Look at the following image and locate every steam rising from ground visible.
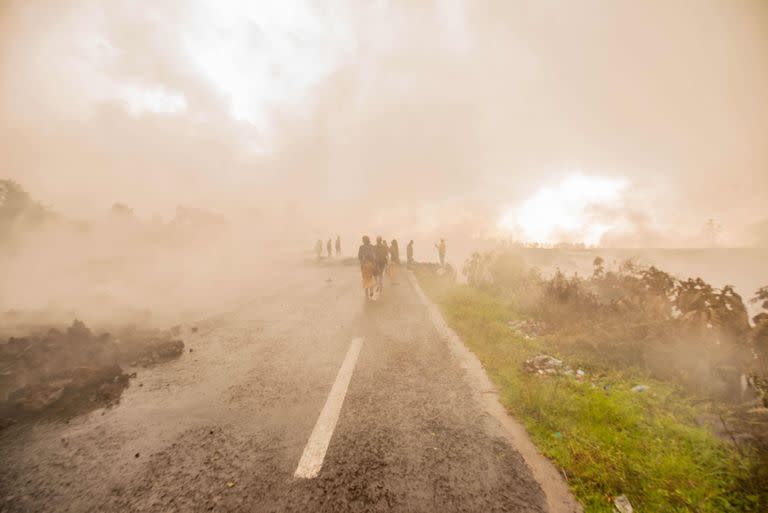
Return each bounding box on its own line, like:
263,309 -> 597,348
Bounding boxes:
0,207 -> 303,329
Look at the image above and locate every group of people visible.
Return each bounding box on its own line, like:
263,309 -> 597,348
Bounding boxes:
312,234 -> 447,300
357,237 -> 445,300
357,236 -> 408,299
315,235 -> 341,259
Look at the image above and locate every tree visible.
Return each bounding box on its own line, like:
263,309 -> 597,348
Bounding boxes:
592,256 -> 605,278
751,286 -> 768,314
0,180 -> 51,239
110,203 -> 134,217
751,288 -> 768,362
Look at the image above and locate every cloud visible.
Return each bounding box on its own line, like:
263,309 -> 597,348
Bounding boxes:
1,0 -> 767,245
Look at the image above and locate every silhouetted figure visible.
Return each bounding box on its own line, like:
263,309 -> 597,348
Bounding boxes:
389,239 -> 400,282
315,239 -> 323,260
407,240 -> 414,265
358,235 -> 377,299
374,236 -> 389,293
335,235 -> 341,256
327,238 -> 333,257
435,239 -> 446,267
390,239 -> 400,264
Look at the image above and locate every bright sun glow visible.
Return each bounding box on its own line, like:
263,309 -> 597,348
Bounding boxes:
180,0 -> 353,127
59,0 -> 351,124
500,173 -> 628,246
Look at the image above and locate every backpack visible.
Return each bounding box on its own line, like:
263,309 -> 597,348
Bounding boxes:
360,244 -> 376,263
376,244 -> 389,266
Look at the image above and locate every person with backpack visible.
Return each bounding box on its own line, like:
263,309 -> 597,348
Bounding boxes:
357,235 -> 377,299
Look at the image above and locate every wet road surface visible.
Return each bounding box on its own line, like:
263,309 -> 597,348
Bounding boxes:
0,262 -> 547,512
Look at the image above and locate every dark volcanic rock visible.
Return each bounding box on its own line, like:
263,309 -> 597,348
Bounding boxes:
0,320 -> 184,427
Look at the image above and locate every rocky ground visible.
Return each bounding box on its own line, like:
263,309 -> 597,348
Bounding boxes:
0,320 -> 184,428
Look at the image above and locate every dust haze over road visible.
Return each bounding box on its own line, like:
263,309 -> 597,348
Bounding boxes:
0,261 -> 552,513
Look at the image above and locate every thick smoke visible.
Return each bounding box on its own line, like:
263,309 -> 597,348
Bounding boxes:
1,0 -> 768,324
2,0 -> 767,240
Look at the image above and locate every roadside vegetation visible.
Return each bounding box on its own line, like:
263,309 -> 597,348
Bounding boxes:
414,252 -> 767,513
0,179 -> 56,244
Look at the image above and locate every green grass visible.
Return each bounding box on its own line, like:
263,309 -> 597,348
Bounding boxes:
414,270 -> 761,513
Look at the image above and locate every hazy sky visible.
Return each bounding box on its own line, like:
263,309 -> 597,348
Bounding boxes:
1,0 -> 767,246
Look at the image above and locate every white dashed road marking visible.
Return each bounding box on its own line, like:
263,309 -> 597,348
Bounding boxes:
294,337 -> 364,479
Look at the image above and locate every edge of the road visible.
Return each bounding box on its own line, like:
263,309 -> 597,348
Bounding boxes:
407,270 -> 584,513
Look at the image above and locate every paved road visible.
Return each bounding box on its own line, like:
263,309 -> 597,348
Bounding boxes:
0,261 -> 548,512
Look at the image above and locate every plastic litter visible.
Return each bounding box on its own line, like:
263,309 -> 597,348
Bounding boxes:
614,494 -> 633,513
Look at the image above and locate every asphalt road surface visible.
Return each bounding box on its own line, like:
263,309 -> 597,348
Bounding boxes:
0,260 -> 556,513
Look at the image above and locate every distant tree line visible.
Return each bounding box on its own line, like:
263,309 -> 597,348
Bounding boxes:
0,180 -> 55,242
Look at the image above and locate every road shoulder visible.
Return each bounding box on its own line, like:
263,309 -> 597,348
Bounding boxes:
407,270 -> 583,513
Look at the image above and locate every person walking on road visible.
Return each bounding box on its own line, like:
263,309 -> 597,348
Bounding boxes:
374,236 -> 389,294
327,238 -> 333,258
407,240 -> 414,266
435,239 -> 446,267
390,239 -> 400,264
389,239 -> 400,282
315,239 -> 323,260
335,235 -> 341,257
358,235 -> 377,299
